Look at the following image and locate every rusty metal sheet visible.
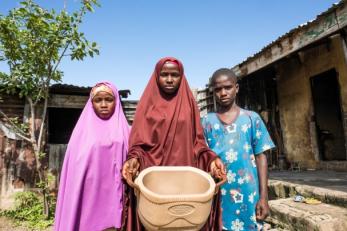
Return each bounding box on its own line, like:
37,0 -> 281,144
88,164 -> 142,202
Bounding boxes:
48,94 -> 88,108
233,2 -> 347,78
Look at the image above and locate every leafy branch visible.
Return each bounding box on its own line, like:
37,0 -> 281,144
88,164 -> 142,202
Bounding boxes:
0,0 -> 100,218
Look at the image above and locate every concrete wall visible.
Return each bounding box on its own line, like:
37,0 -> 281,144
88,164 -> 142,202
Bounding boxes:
276,34 -> 347,168
338,34 -> 347,152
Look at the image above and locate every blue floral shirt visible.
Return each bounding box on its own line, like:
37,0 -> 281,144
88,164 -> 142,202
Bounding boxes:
201,109 -> 275,231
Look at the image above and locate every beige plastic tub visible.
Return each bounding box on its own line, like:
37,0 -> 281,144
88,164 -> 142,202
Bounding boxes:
128,166 -> 225,231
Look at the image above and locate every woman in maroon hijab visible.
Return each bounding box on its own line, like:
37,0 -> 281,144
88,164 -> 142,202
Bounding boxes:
122,57 -> 225,230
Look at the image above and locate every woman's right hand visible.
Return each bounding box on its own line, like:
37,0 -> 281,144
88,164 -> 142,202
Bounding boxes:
122,158 -> 140,183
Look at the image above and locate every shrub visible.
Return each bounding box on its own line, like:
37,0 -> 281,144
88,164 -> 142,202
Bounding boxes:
0,191 -> 56,230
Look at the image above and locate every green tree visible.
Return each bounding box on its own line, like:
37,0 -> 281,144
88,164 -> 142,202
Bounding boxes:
0,0 -> 100,217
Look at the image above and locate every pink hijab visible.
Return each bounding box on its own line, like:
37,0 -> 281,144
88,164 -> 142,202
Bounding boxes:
54,82 -> 130,231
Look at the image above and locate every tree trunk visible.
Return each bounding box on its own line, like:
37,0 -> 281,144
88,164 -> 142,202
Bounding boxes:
40,169 -> 50,218
28,96 -> 51,218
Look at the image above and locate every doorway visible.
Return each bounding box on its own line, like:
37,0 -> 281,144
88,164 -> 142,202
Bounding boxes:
310,69 -> 346,160
48,108 -> 82,144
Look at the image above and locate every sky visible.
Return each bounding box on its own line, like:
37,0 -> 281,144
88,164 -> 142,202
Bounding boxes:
0,0 -> 339,99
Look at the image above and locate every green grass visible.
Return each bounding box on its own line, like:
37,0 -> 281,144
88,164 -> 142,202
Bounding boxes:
0,191 -> 55,230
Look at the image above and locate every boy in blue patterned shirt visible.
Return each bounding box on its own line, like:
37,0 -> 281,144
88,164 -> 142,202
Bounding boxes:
201,68 -> 275,231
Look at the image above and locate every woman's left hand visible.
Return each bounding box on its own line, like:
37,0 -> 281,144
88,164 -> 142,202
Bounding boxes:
210,158 -> 226,179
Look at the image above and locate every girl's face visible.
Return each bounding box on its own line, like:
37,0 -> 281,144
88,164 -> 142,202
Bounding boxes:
92,91 -> 116,119
158,62 -> 182,94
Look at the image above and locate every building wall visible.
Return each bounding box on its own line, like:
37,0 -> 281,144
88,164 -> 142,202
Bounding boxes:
191,88 -> 215,116
0,92 -> 138,202
0,95 -> 36,208
276,34 -> 347,168
337,34 -> 347,151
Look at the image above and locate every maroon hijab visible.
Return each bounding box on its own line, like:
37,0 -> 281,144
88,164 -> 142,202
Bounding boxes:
123,57 -> 222,231
128,57 -> 217,170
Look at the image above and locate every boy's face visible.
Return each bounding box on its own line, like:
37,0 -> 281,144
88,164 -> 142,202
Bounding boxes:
213,75 -> 239,107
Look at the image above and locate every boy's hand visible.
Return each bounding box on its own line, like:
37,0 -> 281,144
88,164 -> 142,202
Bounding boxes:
256,197 -> 269,220
210,158 -> 226,179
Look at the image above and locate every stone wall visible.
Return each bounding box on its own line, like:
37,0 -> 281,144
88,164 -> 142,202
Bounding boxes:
276,34 -> 347,168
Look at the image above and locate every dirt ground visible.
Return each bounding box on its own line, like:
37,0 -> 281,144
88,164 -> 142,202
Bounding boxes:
0,217 -> 52,231
0,216 -> 286,231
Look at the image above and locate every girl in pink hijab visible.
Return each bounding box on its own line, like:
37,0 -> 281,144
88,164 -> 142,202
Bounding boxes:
54,82 -> 130,231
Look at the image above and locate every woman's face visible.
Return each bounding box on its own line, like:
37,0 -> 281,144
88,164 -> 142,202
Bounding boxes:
158,62 -> 182,94
92,91 -> 116,119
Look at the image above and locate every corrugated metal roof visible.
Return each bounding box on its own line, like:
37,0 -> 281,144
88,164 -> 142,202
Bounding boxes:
233,0 -> 345,73
50,84 -> 131,98
50,84 -> 91,95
